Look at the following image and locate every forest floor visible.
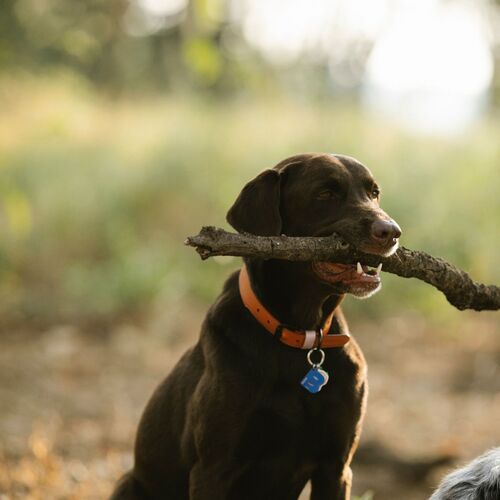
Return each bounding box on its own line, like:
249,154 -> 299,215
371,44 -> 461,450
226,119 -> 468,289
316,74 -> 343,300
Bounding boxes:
0,304 -> 498,500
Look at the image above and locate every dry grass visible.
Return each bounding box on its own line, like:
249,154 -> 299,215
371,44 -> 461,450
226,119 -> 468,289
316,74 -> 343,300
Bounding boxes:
1,303 -> 498,499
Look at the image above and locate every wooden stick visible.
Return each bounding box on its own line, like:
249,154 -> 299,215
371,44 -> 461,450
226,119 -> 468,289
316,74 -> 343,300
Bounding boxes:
185,226 -> 500,312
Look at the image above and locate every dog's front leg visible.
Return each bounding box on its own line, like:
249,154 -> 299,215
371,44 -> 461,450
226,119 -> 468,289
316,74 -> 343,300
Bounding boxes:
190,459 -> 302,500
310,464 -> 352,500
188,460 -> 238,500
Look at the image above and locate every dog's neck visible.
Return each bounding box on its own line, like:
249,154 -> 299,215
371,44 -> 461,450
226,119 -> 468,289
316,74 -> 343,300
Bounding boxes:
245,259 -> 344,331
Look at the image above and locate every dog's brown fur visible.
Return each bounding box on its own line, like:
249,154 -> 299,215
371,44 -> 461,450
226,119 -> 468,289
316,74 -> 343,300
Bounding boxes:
110,153 -> 401,500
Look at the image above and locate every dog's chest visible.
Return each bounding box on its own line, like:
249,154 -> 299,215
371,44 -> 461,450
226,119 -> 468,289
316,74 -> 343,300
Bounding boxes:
234,385 -> 359,462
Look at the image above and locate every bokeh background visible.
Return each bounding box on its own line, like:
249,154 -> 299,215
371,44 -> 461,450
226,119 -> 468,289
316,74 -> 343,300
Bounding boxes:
0,0 -> 499,498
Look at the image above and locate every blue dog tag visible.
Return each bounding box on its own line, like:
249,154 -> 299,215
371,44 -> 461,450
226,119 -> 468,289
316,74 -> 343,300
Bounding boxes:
301,367 -> 329,394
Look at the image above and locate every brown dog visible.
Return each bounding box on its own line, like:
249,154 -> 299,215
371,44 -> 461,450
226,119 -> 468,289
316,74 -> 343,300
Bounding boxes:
110,153 -> 401,500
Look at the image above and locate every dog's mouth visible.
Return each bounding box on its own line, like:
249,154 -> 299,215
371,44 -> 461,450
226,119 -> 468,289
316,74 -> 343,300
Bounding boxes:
312,261 -> 382,298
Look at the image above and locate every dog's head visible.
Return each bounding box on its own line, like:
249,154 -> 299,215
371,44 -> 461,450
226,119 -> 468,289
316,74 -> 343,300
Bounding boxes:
227,153 -> 401,299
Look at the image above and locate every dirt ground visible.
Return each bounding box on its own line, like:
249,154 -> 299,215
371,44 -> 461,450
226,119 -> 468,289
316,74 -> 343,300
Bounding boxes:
0,302 -> 498,500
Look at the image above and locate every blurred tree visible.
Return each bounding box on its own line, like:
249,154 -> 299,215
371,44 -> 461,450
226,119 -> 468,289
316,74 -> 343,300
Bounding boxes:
0,0 -> 236,92
0,0 -> 498,100
0,0 -> 129,87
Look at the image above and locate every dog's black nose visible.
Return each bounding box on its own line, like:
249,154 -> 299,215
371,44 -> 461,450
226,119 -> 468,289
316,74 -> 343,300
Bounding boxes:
370,219 -> 402,245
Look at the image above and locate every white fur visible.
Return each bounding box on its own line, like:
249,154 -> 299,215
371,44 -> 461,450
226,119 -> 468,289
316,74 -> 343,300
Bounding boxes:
351,282 -> 382,299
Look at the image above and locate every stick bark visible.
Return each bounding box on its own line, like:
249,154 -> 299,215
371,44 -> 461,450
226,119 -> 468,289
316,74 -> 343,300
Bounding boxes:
185,226 -> 500,312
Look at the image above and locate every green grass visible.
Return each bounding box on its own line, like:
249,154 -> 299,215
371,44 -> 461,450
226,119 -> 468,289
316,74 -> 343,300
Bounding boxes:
0,77 -> 498,330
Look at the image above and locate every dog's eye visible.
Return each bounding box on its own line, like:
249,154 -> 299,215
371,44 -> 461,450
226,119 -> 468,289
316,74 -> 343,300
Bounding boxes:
317,190 -> 335,200
371,187 -> 380,199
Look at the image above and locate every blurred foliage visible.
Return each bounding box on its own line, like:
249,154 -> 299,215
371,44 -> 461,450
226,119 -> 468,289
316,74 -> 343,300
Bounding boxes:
0,77 -> 498,331
0,0 -> 242,93
2,0 -> 498,102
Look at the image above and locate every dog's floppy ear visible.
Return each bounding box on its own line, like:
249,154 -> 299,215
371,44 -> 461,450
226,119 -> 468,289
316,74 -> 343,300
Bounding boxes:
226,169 -> 281,236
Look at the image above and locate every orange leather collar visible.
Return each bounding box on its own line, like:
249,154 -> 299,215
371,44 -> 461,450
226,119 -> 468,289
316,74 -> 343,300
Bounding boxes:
238,265 -> 351,349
